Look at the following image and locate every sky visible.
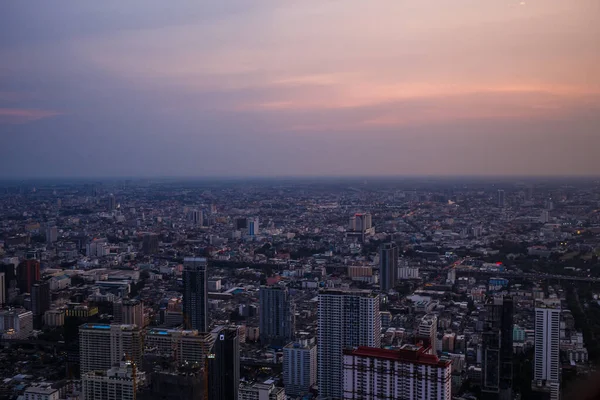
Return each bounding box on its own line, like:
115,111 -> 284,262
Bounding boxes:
1,0 -> 599,178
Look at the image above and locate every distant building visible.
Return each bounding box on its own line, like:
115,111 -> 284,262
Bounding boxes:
188,209 -> 203,226
45,225 -> 58,243
23,385 -> 59,400
379,242 -> 399,291
418,314 -> 438,354
142,233 -> 159,255
107,193 -> 116,211
208,326 -> 239,400
248,217 -> 259,236
347,212 -> 374,242
533,300 -> 561,400
17,259 -> 40,294
79,323 -> 143,374
31,281 -> 51,328
343,345 -> 452,400
0,272 -> 4,306
145,328 -> 214,365
259,285 -> 295,346
318,289 -> 381,399
283,338 -> 317,397
182,257 -> 208,332
44,309 -> 65,327
239,380 -> 286,400
82,360 -> 147,400
114,299 -> 145,327
0,308 -> 33,340
235,217 -> 248,231
497,190 -> 506,208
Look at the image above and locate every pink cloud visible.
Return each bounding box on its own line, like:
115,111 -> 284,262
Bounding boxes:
0,108 -> 63,124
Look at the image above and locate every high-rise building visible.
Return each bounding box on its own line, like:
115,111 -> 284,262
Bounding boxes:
259,285 -> 294,346
17,260 -> 40,294
379,243 -> 398,291
145,328 -> 215,365
108,193 -> 116,211
235,217 -> 248,231
79,323 -> 143,374
188,209 -> 203,226
417,314 -> 438,354
142,233 -> 159,255
342,344 -> 452,400
0,272 -> 4,307
208,326 -> 240,400
481,296 -> 514,400
534,300 -> 561,400
45,225 -> 58,243
283,338 -> 317,398
540,210 -> 549,224
82,360 -> 147,400
248,217 -> 259,236
318,289 -> 381,399
497,190 -> 506,208
347,213 -> 374,242
114,299 -> 145,327
182,257 -> 208,332
31,281 -> 51,328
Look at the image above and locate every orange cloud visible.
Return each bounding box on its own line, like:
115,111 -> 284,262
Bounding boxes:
0,108 -> 63,124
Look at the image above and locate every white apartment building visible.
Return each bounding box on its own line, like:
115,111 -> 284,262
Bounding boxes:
534,300 -> 561,400
418,314 -> 438,354
318,289 -> 381,400
24,385 -> 59,400
79,323 -> 143,374
343,345 -> 452,400
239,380 -> 286,400
283,338 -> 317,397
145,328 -> 215,364
82,361 -> 146,400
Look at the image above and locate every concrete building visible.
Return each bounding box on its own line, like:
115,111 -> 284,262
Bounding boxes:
318,289 -> 381,399
379,242 -> 398,291
418,314 -> 438,354
0,272 -> 4,306
534,300 -> 561,400
24,385 -> 60,400
17,259 -> 40,294
31,281 -> 51,328
0,308 -> 33,340
248,217 -> 259,236
283,338 -> 317,397
114,299 -> 145,327
79,323 -> 143,374
239,380 -> 286,400
259,285 -> 294,346
44,309 -> 65,327
45,225 -> 58,243
208,326 -> 239,400
82,361 -> 147,400
342,345 -> 452,400
182,257 -> 208,332
145,328 -> 214,365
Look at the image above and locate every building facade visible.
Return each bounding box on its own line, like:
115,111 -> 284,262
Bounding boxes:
208,326 -> 239,400
79,323 -> 143,374
182,257 -> 208,332
534,300 -> 561,400
283,338 -> 317,397
259,285 -> 294,346
82,361 -> 147,400
342,345 -> 452,400
145,328 -> 214,365
379,242 -> 398,291
318,289 -> 381,399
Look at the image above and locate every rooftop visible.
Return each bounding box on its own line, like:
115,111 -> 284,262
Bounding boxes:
344,345 -> 451,368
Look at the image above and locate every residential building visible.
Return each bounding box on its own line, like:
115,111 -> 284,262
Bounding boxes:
0,308 -> 33,340
239,380 -> 286,400
418,314 -> 438,354
259,285 -> 294,346
534,300 -> 561,400
24,385 -> 59,400
145,328 -> 214,365
79,323 -> 143,374
283,338 -> 317,397
318,289 -> 381,399
82,361 -> 147,400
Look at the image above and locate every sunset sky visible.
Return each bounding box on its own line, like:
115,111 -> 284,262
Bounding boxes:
1,0 -> 599,177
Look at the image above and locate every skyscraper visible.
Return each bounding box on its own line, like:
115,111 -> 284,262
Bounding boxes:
79,323 -> 143,374
259,285 -> 294,346
182,257 -> 208,332
343,345 -> 452,400
142,233 -> 159,255
379,242 -> 398,291
534,300 -> 561,400
114,299 -> 145,327
31,281 -> 51,328
45,225 -> 58,243
497,190 -> 506,208
283,338 -> 317,398
481,296 -> 514,400
82,360 -> 147,400
107,193 -> 116,211
208,326 -> 240,400
247,217 -> 259,236
17,260 -> 40,294
318,289 -> 381,399
0,273 -> 4,307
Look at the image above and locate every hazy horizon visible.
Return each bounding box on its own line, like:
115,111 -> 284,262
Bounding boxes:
1,1 -> 599,178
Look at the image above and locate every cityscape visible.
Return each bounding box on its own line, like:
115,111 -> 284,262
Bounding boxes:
0,177 -> 599,399
2,1 -> 600,399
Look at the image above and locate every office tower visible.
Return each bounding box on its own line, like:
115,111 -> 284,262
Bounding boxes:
540,210 -> 549,224
283,338 -> 317,397
182,257 -> 208,332
142,233 -> 159,255
534,300 -> 561,400
0,308 -> 33,340
79,323 -> 143,374
17,259 -> 40,294
481,296 -> 514,400
82,360 -> 147,400
31,281 -> 51,328
248,217 -> 259,236
348,213 -> 372,232
0,273 -> 4,306
45,225 -> 58,243
108,193 -> 116,211
0,264 -> 16,302
497,190 -> 506,208
145,328 -> 215,365
418,314 -> 438,354
259,285 -> 295,346
114,299 -> 145,327
379,242 -> 399,291
318,289 -> 381,399
208,326 -> 240,400
236,217 -> 248,231
189,209 -> 203,226
343,344 -> 452,400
